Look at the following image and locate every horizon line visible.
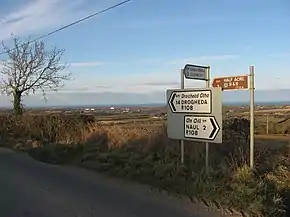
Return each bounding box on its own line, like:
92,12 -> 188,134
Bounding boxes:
1,100 -> 290,109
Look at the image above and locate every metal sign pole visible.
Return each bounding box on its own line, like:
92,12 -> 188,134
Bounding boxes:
249,66 -> 255,168
205,66 -> 210,173
180,69 -> 185,164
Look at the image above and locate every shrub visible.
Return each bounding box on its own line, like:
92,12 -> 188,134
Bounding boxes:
0,114 -> 288,216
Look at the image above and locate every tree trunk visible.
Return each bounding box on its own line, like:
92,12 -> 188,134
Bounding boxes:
13,91 -> 23,115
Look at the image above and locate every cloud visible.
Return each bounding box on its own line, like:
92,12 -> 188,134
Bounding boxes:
61,85 -> 110,92
121,18 -> 182,29
2,89 -> 290,108
69,61 -> 106,67
67,54 -> 238,68
0,91 -> 166,107
120,55 -> 238,66
1,53 -> 239,96
69,59 -> 162,67
131,81 -> 180,86
119,17 -> 223,29
271,53 -> 290,58
61,70 -> 181,94
0,0 -> 86,41
167,55 -> 239,65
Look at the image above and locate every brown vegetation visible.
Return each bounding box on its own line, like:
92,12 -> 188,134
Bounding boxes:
0,114 -> 290,216
236,114 -> 290,135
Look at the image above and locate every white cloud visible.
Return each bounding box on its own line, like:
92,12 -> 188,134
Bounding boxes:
68,55 -> 238,68
271,53 -> 290,58
69,61 -> 106,67
119,16 -> 225,29
0,0 -> 86,41
63,69 -> 206,94
120,55 -> 238,66
167,55 -> 239,65
1,53 -> 239,96
60,54 -> 240,93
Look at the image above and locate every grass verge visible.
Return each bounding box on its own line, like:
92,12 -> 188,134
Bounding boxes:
0,114 -> 289,216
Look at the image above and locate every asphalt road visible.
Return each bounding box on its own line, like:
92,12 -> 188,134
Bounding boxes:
0,148 -> 221,217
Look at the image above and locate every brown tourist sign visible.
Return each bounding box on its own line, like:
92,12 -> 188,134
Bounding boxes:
212,75 -> 249,90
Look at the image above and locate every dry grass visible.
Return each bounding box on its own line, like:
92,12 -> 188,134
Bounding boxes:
0,114 -> 290,216
242,114 -> 290,135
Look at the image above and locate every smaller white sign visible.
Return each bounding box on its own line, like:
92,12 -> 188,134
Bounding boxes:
183,64 -> 208,80
169,90 -> 211,114
184,116 -> 220,140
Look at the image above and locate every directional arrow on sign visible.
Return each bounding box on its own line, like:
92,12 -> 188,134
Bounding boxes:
168,89 -> 212,114
167,88 -> 222,143
184,116 -> 220,140
208,117 -> 219,139
169,93 -> 177,112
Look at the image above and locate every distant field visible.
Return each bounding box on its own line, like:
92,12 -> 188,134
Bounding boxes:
97,114 -> 290,150
255,135 -> 289,150
255,134 -> 290,140
96,115 -> 152,121
98,118 -> 164,126
1,107 -> 290,150
243,108 -> 290,114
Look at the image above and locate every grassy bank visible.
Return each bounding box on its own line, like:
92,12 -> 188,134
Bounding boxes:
0,114 -> 289,216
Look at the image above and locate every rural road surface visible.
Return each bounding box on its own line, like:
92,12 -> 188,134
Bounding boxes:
0,148 -> 222,217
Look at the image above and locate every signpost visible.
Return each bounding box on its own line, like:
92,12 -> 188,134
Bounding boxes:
249,66 -> 255,169
212,68 -> 255,169
184,116 -> 220,141
212,75 -> 248,90
181,64 -> 210,168
167,87 -> 223,145
172,65 -> 256,170
174,64 -> 220,173
168,89 -> 212,114
183,64 -> 208,80
179,65 -> 210,165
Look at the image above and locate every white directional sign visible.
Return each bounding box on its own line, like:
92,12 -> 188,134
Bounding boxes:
168,89 -> 212,114
184,116 -> 220,141
183,64 -> 208,80
167,87 -> 222,143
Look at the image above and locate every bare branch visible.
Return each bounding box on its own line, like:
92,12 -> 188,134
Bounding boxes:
0,36 -> 71,114
1,36 -> 70,93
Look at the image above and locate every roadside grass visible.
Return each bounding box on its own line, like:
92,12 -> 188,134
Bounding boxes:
0,114 -> 289,216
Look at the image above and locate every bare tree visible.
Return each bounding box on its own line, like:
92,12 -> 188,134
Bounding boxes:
0,36 -> 71,115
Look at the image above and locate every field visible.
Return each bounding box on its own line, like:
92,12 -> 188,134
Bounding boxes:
99,115 -> 290,150
1,105 -> 290,217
